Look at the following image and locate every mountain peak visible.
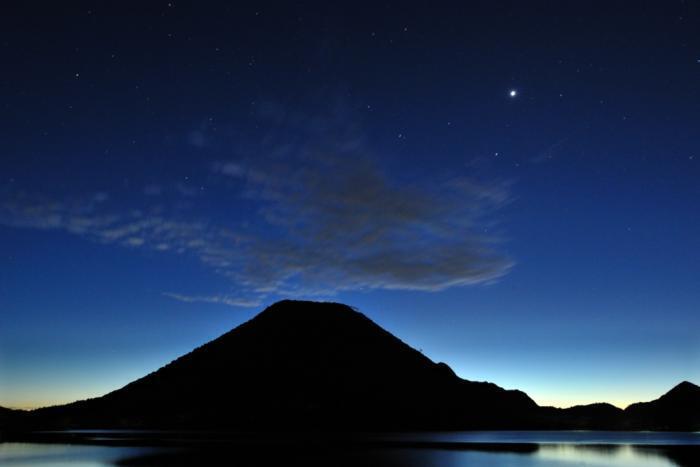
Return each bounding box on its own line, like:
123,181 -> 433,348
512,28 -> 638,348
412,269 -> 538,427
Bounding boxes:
664,381 -> 700,399
239,300 -> 403,352
672,381 -> 699,391
622,381 -> 700,430
254,299 -> 364,322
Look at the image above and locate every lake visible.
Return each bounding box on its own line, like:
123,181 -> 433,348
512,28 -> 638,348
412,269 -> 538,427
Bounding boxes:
2,431 -> 699,466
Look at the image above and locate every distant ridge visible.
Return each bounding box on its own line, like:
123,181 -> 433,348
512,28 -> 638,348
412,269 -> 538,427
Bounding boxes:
3,300 -> 699,432
625,381 -> 700,430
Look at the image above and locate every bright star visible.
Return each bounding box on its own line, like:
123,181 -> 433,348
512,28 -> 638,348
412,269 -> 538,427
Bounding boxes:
509,89 -> 518,98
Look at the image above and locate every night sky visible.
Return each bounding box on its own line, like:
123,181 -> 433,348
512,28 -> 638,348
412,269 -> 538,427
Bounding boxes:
1,2 -> 699,410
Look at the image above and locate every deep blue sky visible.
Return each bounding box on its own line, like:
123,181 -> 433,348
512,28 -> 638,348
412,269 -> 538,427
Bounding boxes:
1,2 -> 699,409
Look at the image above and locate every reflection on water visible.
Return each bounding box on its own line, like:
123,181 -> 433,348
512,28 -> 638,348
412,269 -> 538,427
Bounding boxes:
116,444 -> 699,467
0,442 -> 154,467
1,431 -> 699,467
378,430 -> 700,445
537,444 -> 676,466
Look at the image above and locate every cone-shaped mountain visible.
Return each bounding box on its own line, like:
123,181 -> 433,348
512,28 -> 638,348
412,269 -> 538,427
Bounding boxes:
10,300 -> 700,432
30,300 -> 536,429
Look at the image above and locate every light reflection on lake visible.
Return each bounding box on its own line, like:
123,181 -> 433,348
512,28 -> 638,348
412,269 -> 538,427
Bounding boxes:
1,431 -> 698,466
537,444 -> 676,466
378,430 -> 700,445
0,442 -> 154,467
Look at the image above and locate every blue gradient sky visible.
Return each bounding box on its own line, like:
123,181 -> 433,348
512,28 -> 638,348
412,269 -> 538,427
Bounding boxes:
1,2 -> 699,409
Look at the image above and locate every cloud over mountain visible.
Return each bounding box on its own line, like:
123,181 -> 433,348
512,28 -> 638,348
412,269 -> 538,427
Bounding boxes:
0,107 -> 513,304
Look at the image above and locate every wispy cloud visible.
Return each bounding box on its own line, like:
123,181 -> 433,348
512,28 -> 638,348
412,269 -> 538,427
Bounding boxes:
0,105 -> 514,305
213,104 -> 514,293
162,292 -> 261,308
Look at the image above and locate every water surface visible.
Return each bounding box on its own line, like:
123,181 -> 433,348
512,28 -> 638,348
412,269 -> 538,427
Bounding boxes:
2,431 -> 698,466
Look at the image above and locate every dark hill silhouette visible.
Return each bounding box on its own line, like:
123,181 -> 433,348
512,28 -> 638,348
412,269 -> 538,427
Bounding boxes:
539,402 -> 625,430
624,381 -> 700,430
27,300 -> 537,430
0,406 -> 21,425
4,300 -> 699,432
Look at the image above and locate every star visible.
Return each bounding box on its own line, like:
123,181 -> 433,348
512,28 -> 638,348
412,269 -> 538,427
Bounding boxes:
509,89 -> 518,98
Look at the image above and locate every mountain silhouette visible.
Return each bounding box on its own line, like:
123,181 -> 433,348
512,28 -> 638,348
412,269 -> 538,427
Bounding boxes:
624,381 -> 700,431
539,402 -> 625,430
4,300 -> 700,432
0,407 -> 20,427
26,300 -> 537,430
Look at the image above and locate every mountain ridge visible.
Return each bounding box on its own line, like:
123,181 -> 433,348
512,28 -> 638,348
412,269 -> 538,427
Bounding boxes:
3,300 -> 699,432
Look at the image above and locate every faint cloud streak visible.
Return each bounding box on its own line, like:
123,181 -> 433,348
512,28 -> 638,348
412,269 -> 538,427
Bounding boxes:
162,292 -> 261,308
